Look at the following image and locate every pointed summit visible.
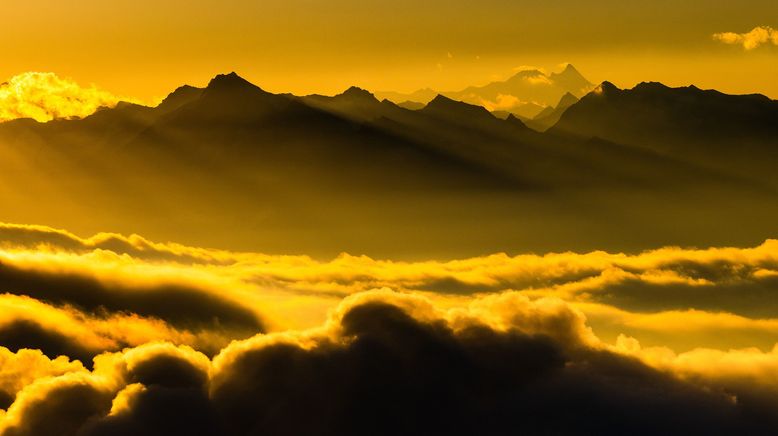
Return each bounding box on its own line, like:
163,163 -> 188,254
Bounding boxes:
556,92 -> 579,110
180,72 -> 291,120
550,64 -> 593,96
561,63 -> 580,75
505,113 -> 529,129
426,94 -> 456,106
554,64 -> 584,79
205,72 -> 264,94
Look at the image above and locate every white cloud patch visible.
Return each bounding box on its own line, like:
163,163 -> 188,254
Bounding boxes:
713,26 -> 778,50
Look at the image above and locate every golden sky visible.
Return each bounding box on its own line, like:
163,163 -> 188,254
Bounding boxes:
2,3 -> 778,433
2,0 -> 777,101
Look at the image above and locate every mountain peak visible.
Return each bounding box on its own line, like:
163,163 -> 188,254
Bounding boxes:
428,94 -> 455,105
595,81 -> 620,95
423,94 -> 494,119
157,85 -> 204,113
555,64 -> 585,80
561,63 -> 580,75
505,113 -> 528,128
340,86 -> 376,100
550,64 -> 593,94
508,69 -> 545,82
556,92 -> 579,109
633,81 -> 670,92
205,72 -> 262,92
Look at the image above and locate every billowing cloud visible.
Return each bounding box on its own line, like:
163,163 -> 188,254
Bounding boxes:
0,348 -> 85,408
713,26 -> 778,50
1,292 -> 777,435
0,73 -> 138,123
2,222 -> 778,433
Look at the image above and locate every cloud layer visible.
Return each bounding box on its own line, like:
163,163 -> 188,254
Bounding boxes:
714,26 -> 778,50
1,222 -> 778,433
2,292 -> 778,435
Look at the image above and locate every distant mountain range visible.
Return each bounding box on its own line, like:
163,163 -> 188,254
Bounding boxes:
376,64 -> 593,119
552,81 -> 778,182
0,72 -> 775,257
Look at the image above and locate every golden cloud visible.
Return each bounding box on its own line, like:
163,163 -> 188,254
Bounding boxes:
1,222 -> 778,433
0,73 -> 138,123
3,222 -> 778,347
713,26 -> 778,50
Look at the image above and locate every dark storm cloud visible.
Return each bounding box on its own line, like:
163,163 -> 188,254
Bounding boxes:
80,385 -> 218,436
3,296 -> 777,436
2,379 -> 113,436
80,352 -> 217,436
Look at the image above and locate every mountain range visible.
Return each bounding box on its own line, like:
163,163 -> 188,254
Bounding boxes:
0,72 -> 775,257
376,64 -> 593,119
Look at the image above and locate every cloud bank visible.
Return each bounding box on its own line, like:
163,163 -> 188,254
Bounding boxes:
0,73 -> 135,123
1,222 -> 778,433
713,26 -> 778,50
2,292 -> 778,435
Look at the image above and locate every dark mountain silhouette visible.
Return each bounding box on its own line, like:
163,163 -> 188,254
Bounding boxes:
421,95 -> 497,124
552,81 -> 778,185
156,85 -> 204,114
126,74 -> 520,193
0,72 -> 775,257
302,86 -> 401,122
